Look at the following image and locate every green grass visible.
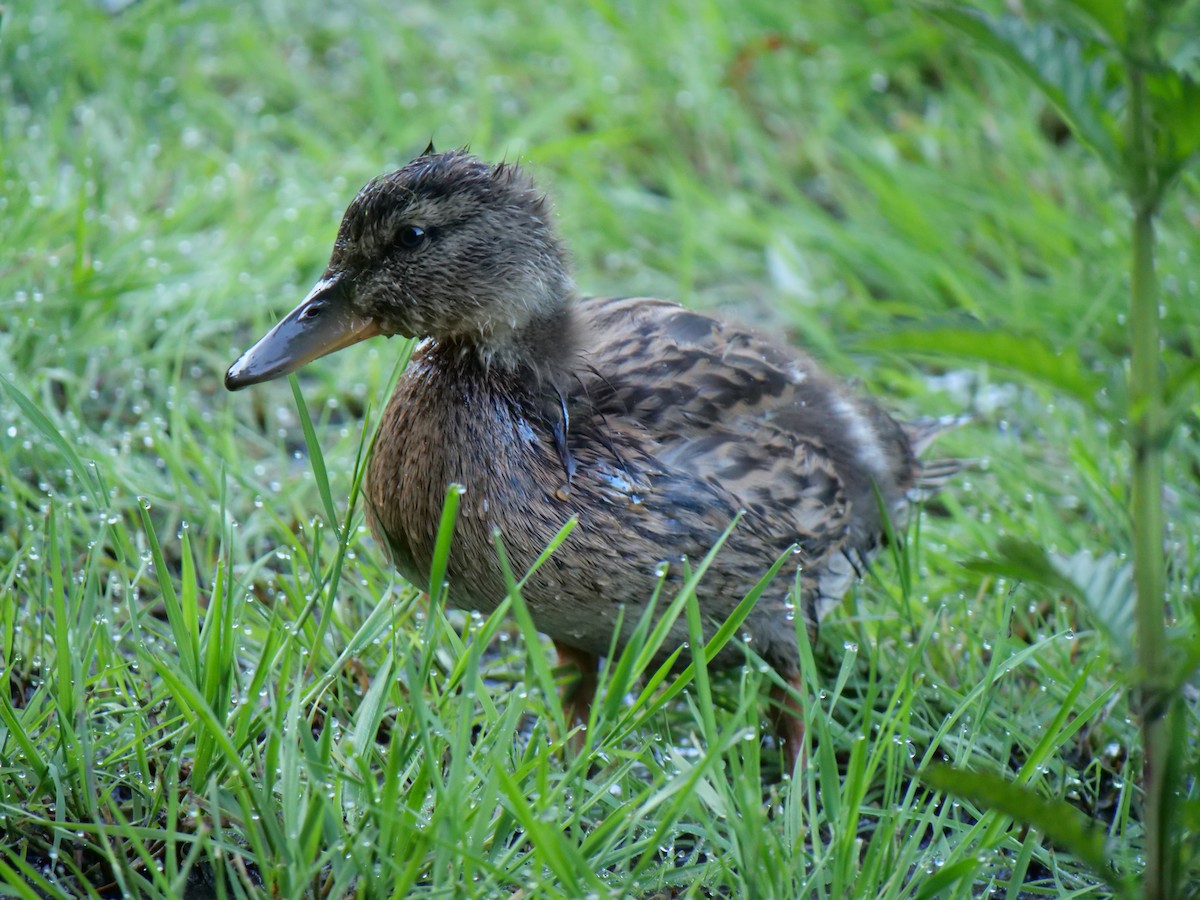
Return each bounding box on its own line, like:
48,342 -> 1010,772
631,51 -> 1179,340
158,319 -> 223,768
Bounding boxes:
1,0 -> 1198,896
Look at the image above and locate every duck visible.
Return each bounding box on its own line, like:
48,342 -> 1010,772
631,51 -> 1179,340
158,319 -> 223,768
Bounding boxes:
225,148 -> 956,772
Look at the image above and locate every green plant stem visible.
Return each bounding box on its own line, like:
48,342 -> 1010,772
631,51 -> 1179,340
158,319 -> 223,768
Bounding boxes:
1126,12 -> 1170,897
1131,202 -> 1169,900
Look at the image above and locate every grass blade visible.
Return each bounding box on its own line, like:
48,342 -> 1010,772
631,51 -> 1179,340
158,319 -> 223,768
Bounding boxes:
289,373 -> 339,534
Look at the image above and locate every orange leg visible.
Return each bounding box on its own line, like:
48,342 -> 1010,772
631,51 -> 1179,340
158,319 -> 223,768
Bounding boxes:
769,673 -> 806,775
554,641 -> 598,751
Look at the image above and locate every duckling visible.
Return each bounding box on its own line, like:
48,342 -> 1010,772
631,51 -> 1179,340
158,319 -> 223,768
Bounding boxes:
226,149 -> 955,772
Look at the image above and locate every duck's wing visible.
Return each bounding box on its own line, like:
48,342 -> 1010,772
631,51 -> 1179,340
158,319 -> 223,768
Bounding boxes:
574,295 -> 911,619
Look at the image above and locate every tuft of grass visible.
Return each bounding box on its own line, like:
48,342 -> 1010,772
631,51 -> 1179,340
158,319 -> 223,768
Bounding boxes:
1,0 -> 1197,896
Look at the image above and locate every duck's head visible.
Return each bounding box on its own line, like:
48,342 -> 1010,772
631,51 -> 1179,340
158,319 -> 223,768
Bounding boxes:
225,149 -> 573,390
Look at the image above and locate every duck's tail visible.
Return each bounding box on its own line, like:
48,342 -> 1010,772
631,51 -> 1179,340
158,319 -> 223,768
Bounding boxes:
903,414 -> 968,454
903,414 -> 970,495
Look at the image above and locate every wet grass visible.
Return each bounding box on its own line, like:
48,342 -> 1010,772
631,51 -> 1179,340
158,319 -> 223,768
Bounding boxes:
1,0 -> 1198,896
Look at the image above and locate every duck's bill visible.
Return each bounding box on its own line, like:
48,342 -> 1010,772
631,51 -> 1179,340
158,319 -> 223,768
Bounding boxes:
225,275 -> 381,391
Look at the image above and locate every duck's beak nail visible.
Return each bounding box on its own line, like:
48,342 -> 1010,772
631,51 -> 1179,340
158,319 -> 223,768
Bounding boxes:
224,275 -> 381,391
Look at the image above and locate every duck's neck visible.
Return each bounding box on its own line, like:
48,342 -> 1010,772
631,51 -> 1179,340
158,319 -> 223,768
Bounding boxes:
451,300 -> 580,387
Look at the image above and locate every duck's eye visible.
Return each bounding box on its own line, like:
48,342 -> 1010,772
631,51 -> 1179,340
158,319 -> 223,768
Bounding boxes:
397,225 -> 427,249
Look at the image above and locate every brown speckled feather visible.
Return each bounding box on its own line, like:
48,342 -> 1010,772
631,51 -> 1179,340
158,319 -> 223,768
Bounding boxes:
361,291 -> 937,675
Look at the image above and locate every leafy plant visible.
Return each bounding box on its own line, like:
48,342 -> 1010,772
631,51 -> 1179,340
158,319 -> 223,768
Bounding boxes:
923,2 -> 1200,896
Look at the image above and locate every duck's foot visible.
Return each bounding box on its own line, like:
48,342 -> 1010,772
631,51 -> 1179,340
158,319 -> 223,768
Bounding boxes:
554,641 -> 598,752
769,673 -> 806,776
